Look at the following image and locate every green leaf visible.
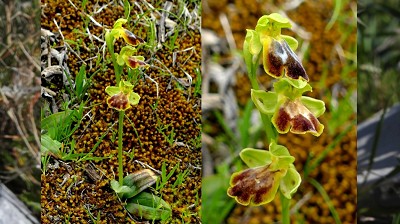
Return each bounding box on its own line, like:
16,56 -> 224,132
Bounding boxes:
239,148 -> 272,168
75,65 -> 86,99
111,179 -> 137,199
41,110 -> 76,139
122,170 -> 158,199
126,192 -> 172,220
41,134 -> 62,156
243,37 -> 254,77
279,164 -> 301,199
251,89 -> 278,115
300,96 -> 326,117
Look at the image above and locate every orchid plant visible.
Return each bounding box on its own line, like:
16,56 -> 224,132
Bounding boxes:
105,18 -> 147,185
104,18 -> 171,221
227,13 -> 326,223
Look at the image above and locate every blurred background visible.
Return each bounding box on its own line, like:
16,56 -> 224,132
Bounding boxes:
357,0 -> 400,223
202,0 -> 357,223
0,0 -> 41,221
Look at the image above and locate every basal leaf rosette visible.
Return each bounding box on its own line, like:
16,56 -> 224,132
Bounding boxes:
227,142 -> 301,206
116,46 -> 149,69
251,78 -> 325,136
106,18 -> 144,46
243,13 -> 309,82
105,80 -> 140,111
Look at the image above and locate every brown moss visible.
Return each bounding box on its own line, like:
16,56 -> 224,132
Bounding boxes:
42,0 -> 201,223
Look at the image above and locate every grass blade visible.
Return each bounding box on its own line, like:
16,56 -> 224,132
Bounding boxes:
309,178 -> 342,224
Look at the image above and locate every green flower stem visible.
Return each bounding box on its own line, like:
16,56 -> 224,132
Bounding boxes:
106,33 -> 122,84
280,191 -> 290,224
118,110 -> 125,185
247,55 -> 278,144
248,52 -> 286,222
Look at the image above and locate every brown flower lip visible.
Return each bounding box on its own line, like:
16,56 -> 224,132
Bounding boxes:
107,92 -> 130,111
264,38 -> 309,81
126,57 -> 148,69
273,99 -> 323,136
123,30 -> 145,46
227,165 -> 285,206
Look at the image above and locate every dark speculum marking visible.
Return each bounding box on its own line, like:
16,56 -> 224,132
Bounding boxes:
266,39 -> 309,81
292,114 -> 315,133
281,41 -> 309,81
107,93 -> 129,110
266,40 -> 285,78
127,57 -> 147,69
275,108 -> 290,132
228,166 -> 274,205
124,30 -> 144,46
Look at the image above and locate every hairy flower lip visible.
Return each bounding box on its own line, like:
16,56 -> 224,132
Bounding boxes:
122,29 -> 144,46
264,37 -> 309,81
126,56 -> 148,69
227,165 -> 285,206
273,98 -> 324,136
107,92 -> 131,111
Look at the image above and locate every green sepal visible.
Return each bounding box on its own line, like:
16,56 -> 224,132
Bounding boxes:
109,28 -> 123,41
269,141 -> 290,157
113,18 -> 127,29
251,89 -> 278,115
269,142 -> 295,171
300,96 -> 326,117
239,148 -> 272,168
120,45 -> 137,56
115,53 -> 125,66
105,86 -> 120,96
245,29 -> 262,56
279,164 -> 301,199
266,13 -> 291,28
255,13 -> 292,38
